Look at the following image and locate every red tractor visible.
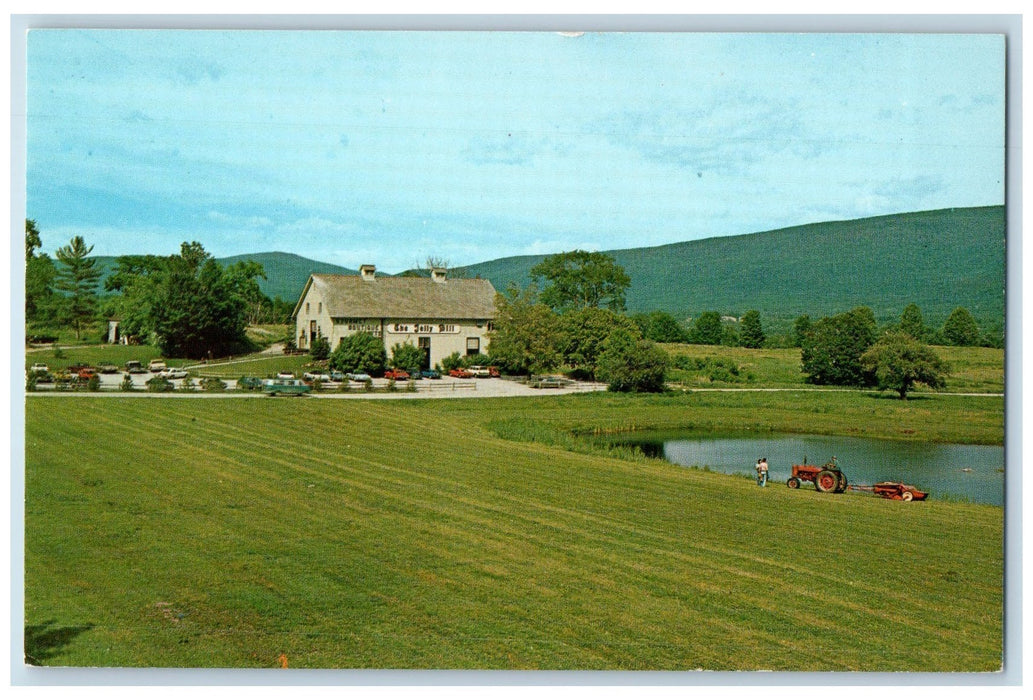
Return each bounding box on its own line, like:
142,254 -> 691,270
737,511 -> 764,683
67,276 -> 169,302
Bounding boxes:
786,458 -> 848,493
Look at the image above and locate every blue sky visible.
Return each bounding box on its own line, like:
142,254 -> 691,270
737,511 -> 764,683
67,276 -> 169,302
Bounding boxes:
26,30 -> 1005,273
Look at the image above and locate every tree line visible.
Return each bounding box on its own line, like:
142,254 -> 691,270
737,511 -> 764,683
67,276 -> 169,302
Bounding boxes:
25,220 -> 294,358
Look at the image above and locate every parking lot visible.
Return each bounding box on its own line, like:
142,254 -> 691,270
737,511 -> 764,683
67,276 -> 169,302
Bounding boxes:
28,371 -> 608,399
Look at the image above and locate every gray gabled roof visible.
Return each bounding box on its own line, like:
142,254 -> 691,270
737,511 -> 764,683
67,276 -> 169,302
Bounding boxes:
296,274 -> 496,320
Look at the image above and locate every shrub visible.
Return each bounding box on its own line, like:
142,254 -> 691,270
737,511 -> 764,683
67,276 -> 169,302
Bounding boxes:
386,378 -> 397,392
200,377 -> 227,392
462,352 -> 492,368
391,342 -> 425,370
337,381 -> 351,393
145,375 -> 173,392
310,335 -> 331,361
26,373 -> 38,392
669,355 -> 751,383
119,374 -> 135,392
363,378 -> 374,393
310,378 -> 323,392
440,352 -> 464,373
86,375 -> 101,392
596,329 -> 669,393
329,332 -> 386,376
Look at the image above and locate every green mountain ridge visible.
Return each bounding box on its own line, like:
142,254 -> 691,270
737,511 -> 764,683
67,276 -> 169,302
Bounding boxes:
459,206 -> 1005,329
88,206 -> 1004,331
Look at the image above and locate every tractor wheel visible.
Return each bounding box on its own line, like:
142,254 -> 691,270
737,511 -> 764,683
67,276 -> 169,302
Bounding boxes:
901,491 -> 914,502
787,477 -> 801,489
815,470 -> 838,493
835,472 -> 849,493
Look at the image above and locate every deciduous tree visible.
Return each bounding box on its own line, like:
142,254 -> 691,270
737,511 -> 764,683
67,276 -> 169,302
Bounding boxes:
739,310 -> 765,349
595,328 -> 669,393
942,307 -> 981,346
529,250 -> 631,312
25,219 -> 56,325
900,303 -> 926,340
861,331 -> 949,399
559,307 -> 640,379
487,285 -> 561,375
689,311 -> 723,345
800,306 -> 878,386
791,314 -> 812,348
631,311 -> 689,343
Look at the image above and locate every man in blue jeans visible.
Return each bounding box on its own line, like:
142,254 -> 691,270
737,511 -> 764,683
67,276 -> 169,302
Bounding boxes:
755,457 -> 768,487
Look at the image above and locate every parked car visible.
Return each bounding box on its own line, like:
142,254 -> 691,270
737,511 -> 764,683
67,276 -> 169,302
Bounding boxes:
262,378 -> 312,396
237,376 -> 264,391
148,359 -> 168,372
467,365 -> 491,378
448,368 -> 473,378
98,363 -> 119,374
303,371 -> 331,382
125,360 -> 147,374
159,368 -> 189,379
27,363 -> 52,381
384,368 -> 409,380
488,366 -> 501,378
76,367 -> 98,380
346,372 -> 372,382
329,370 -> 346,382
420,369 -> 442,379
277,371 -> 296,379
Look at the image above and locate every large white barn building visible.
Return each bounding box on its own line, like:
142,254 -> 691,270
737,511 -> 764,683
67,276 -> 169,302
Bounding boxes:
292,265 -> 497,369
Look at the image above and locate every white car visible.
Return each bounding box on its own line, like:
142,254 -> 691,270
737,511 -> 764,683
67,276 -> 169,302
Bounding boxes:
303,371 -> 331,382
30,363 -> 49,373
277,371 -> 296,379
467,365 -> 491,378
148,359 -> 168,372
159,368 -> 189,379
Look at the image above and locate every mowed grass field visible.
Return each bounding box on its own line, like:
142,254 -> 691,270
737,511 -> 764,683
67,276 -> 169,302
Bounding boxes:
25,394 -> 1003,670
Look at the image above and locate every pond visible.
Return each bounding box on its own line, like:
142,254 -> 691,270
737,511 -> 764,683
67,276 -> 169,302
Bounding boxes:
609,432 -> 1005,506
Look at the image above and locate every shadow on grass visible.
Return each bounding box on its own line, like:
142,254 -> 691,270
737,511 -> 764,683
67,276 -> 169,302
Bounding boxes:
24,620 -> 94,665
864,392 -> 935,402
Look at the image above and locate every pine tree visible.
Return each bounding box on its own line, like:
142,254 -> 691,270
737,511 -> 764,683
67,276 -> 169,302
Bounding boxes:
54,235 -> 101,339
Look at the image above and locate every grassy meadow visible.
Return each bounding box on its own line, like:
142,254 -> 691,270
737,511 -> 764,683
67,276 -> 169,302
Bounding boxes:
24,389 -> 1004,670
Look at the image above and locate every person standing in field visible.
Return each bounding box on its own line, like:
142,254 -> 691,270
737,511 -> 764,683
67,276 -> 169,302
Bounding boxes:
756,458 -> 768,487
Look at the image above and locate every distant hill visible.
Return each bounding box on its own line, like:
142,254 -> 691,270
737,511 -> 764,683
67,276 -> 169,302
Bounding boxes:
458,206 -> 1005,329
87,207 -> 1004,332
216,252 -> 357,302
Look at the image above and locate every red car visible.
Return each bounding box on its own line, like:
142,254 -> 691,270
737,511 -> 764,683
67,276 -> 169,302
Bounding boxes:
384,368 -> 410,380
448,368 -> 473,378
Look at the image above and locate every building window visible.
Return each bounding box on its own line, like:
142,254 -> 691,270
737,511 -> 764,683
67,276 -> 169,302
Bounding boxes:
486,321 -> 495,332
306,302 -> 310,313
318,302 -> 322,314
466,337 -> 480,356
